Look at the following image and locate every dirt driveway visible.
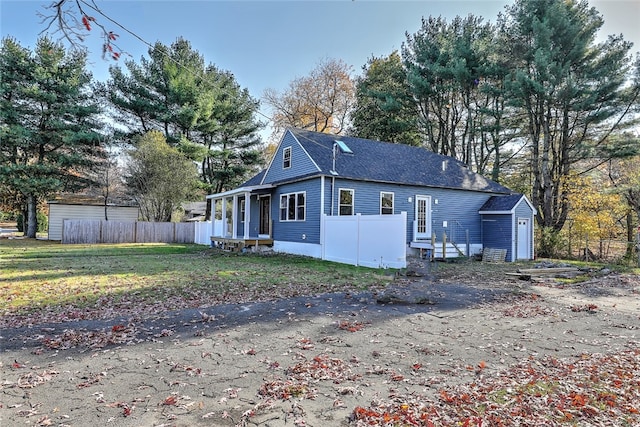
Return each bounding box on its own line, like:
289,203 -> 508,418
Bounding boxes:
1,260 -> 639,426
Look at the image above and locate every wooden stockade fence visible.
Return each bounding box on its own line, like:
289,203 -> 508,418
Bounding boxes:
62,220 -> 195,244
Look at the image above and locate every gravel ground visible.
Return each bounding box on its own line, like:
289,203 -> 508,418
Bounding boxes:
1,258 -> 639,426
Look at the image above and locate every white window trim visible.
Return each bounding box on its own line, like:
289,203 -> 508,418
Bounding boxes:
283,146 -> 292,169
240,199 -> 245,222
338,188 -> 354,216
380,191 -> 394,215
279,191 -> 306,222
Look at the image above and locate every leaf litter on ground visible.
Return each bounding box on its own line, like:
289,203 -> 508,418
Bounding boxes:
3,241 -> 640,426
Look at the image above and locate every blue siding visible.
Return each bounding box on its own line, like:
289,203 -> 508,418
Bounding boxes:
515,199 -> 532,219
263,132 -> 320,184
244,195 -> 261,237
481,213 -> 512,258
427,187 -> 488,245
321,178 -> 492,245
230,195 -> 263,238
272,178 -> 322,244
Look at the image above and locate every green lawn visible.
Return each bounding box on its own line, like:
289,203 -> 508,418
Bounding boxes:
0,239 -> 392,318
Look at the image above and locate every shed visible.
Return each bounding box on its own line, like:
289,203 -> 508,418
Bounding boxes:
479,194 -> 537,261
47,197 -> 139,241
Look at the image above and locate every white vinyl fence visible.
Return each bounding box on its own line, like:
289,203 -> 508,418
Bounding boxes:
194,221 -> 212,245
322,212 -> 407,269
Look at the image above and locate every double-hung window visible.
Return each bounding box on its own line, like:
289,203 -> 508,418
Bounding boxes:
283,147 -> 291,169
280,191 -> 305,221
339,188 -> 354,216
380,192 -> 394,215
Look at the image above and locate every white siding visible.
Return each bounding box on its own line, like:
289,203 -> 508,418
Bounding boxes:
48,204 -> 139,241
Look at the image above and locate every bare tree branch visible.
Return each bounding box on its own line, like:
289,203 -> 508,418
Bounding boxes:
38,0 -> 126,60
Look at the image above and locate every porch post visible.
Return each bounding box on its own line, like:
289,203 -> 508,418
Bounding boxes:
221,197 -> 228,238
210,198 -> 216,237
232,195 -> 238,239
243,192 -> 250,239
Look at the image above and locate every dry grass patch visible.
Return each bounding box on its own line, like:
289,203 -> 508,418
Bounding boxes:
0,239 -> 391,327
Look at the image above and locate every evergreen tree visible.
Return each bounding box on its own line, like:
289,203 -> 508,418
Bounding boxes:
402,14 -> 510,172
103,38 -> 263,199
0,37 -> 103,237
500,0 -> 640,255
351,51 -> 420,145
197,66 -> 262,194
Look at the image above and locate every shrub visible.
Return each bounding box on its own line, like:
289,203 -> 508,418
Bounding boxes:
16,211 -> 48,233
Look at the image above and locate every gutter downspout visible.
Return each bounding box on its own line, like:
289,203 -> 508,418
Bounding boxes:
330,176 -> 335,216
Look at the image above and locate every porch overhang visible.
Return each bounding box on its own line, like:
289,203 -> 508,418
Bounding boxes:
206,184 -> 273,200
207,184 -> 273,241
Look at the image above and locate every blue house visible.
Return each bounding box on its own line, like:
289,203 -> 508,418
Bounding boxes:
206,128 -> 535,267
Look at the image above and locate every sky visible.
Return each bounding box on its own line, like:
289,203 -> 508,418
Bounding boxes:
2,0 -> 639,132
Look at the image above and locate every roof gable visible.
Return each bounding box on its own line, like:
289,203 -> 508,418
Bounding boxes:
261,130 -> 321,184
287,128 -> 512,193
479,194 -> 536,213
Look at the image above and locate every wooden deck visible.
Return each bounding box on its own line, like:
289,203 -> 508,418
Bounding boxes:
210,237 -> 274,252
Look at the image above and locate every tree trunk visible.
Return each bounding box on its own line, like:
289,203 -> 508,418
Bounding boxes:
25,193 -> 38,238
625,211 -> 635,260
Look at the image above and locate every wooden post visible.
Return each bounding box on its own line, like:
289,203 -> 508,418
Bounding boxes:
431,232 -> 436,261
442,231 -> 447,260
466,229 -> 470,258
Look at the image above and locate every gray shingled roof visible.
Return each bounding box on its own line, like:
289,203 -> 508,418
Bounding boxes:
241,169 -> 266,187
241,129 -> 513,194
290,129 -> 512,194
479,194 -> 525,212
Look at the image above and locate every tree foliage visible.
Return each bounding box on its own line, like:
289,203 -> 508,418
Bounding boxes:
103,38 -> 264,195
402,14 -> 522,176
124,131 -> 199,222
500,0 -> 640,251
0,36 -> 104,237
563,173 -> 626,258
350,51 -> 420,145
263,58 -> 355,136
351,14 -> 522,180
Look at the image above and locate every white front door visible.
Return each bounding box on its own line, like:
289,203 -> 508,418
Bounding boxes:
414,195 -> 432,240
517,218 -> 530,259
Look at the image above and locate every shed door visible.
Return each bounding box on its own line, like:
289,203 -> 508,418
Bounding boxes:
414,195 -> 432,240
517,218 -> 530,259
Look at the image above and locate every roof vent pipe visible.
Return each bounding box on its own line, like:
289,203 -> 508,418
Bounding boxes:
442,160 -> 446,172
330,143 -> 338,175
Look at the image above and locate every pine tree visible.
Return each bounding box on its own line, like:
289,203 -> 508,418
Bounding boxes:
0,37 -> 103,237
500,0 -> 640,255
351,52 -> 420,145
